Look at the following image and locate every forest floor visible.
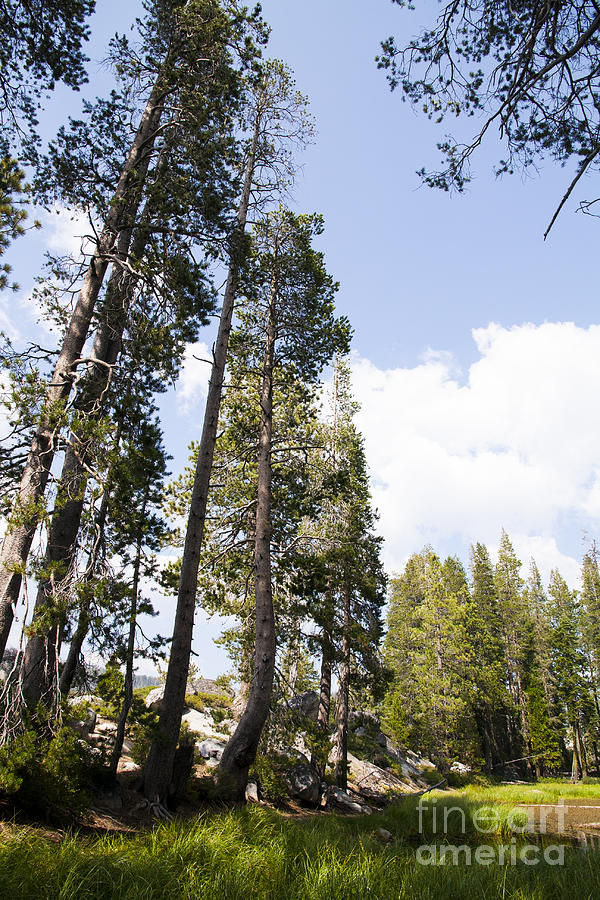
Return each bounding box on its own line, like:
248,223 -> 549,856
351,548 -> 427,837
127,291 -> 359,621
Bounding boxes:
1,781 -> 600,898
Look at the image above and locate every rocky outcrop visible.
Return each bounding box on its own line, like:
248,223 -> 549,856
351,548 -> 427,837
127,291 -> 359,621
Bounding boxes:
328,786 -> 372,815
187,675 -> 232,697
347,753 -> 421,798
181,708 -> 232,740
144,686 -> 165,712
284,764 -> 321,805
199,738 -> 227,761
286,691 -> 319,721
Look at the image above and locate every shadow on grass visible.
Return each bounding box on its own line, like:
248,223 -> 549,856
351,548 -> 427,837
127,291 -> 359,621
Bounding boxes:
0,797 -> 598,899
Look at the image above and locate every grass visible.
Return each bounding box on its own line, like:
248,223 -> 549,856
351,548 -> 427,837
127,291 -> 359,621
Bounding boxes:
2,784 -> 600,898
448,778 -> 600,805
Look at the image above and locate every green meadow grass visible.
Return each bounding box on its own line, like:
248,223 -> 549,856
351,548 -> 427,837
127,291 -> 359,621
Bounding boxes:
446,778 -> 600,805
1,790 -> 599,899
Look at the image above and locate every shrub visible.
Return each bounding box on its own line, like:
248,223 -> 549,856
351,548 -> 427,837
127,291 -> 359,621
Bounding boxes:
0,723 -> 95,819
250,754 -> 291,802
184,694 -> 205,713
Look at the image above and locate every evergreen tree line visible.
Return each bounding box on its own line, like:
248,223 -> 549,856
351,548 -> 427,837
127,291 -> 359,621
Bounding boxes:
384,531 -> 600,780
0,0 -> 386,810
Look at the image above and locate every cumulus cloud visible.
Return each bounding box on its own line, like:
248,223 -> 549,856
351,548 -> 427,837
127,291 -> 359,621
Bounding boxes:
40,205 -> 95,258
177,341 -> 212,412
350,322 -> 600,585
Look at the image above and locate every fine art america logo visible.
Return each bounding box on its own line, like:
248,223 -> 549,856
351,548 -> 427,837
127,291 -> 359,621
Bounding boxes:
415,797 -> 566,866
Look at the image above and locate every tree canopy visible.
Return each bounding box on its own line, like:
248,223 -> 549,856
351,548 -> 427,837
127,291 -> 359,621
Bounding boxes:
378,0 -> 600,234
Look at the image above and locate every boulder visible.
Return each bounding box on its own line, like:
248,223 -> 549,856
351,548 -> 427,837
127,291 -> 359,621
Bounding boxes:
245,781 -> 259,803
199,738 -> 227,760
145,686 -> 165,712
328,786 -> 364,814
450,761 -> 471,775
285,764 -> 320,805
347,753 -> 417,798
287,690 -> 319,721
182,708 -> 229,739
376,828 -> 393,844
354,726 -> 368,737
187,675 -> 232,697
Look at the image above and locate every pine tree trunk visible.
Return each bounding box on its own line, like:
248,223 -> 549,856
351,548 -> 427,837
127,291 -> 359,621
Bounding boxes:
333,587 -> 350,789
0,80 -> 166,660
58,491 -> 109,697
110,524 -> 144,777
20,141 -> 172,707
59,600 -> 90,696
311,642 -> 332,778
515,671 -> 534,777
143,125 -> 259,804
317,645 -> 332,731
216,268 -> 277,801
571,727 -> 582,782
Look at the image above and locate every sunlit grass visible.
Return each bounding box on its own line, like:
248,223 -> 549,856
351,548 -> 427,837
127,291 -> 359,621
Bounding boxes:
447,778 -> 600,805
1,790 -> 599,899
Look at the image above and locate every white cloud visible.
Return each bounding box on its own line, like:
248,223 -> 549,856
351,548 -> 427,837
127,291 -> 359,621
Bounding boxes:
0,295 -> 20,342
40,205 -> 95,258
177,341 -> 212,412
350,322 -> 600,584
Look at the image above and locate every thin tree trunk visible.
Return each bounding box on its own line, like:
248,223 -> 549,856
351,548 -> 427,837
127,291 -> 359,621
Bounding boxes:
59,600 -> 90,697
572,727 -> 582,782
143,121 -> 260,804
311,641 -> 332,778
333,586 -> 350,789
217,279 -> 276,800
515,670 -> 534,777
110,521 -> 144,777
0,80 -> 167,659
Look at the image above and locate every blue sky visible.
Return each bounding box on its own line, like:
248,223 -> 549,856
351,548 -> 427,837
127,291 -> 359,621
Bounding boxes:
2,0 -> 600,674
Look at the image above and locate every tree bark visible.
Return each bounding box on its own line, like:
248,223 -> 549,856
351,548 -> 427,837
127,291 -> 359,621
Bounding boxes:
142,119 -> 259,804
311,641 -> 332,778
0,79 -> 166,660
110,522 -> 144,777
20,140 -> 172,708
333,586 -> 350,789
58,490 -> 109,697
217,272 -> 276,800
58,599 -> 90,697
317,648 -> 332,732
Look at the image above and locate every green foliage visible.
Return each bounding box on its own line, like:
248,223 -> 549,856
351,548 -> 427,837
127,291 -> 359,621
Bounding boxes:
383,548 -> 484,769
249,754 -> 291,802
383,531 -> 600,779
95,659 -> 125,718
0,0 -> 94,159
378,0 -> 600,230
0,724 -> 93,817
